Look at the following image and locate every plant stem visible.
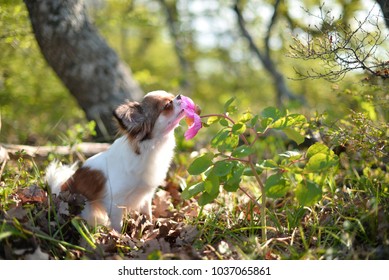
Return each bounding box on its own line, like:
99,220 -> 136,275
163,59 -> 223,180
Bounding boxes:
201,113 -> 267,241
201,113 -> 236,124
248,160 -> 267,241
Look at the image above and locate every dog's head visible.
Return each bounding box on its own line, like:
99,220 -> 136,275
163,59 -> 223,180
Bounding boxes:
113,90 -> 184,153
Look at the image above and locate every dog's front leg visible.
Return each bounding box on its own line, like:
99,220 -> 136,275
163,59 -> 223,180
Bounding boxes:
139,196 -> 153,222
109,207 -> 124,232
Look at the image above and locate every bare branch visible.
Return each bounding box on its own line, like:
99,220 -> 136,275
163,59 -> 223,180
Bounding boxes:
289,6 -> 389,81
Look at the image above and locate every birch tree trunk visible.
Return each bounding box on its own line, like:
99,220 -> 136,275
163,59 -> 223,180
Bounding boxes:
24,0 -> 144,141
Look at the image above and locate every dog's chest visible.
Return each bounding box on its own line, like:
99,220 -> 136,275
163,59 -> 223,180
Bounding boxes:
108,137 -> 174,189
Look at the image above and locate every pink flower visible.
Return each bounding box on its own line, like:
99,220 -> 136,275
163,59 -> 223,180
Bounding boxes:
180,95 -> 202,139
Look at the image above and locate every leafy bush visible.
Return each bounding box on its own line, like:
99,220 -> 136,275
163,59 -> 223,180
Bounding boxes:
182,98 -> 341,240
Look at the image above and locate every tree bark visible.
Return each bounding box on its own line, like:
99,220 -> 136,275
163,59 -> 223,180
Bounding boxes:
233,1 -> 305,106
24,0 -> 144,141
158,0 -> 192,94
376,0 -> 389,30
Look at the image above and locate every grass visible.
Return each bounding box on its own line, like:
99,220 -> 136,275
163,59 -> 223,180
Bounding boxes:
0,127 -> 388,259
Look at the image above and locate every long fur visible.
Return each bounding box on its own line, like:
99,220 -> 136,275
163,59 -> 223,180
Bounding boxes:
45,161 -> 77,196
45,91 -> 184,231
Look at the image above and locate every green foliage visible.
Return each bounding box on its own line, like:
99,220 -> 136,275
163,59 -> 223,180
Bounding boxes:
0,2 -> 84,145
1,0 -> 388,260
184,98 -> 338,210
60,121 -> 97,147
1,0 -> 387,146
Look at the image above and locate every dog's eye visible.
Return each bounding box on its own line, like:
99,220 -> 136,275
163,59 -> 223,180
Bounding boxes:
163,101 -> 173,111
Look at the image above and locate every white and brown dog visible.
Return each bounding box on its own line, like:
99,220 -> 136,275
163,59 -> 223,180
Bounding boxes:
46,91 -> 185,231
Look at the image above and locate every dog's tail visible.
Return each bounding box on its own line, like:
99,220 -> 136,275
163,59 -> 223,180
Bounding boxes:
45,161 -> 78,196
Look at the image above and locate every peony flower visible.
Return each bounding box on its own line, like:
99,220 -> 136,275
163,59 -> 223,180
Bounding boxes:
180,95 -> 202,139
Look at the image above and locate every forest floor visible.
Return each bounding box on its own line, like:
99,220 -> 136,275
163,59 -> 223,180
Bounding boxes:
0,147 -> 388,260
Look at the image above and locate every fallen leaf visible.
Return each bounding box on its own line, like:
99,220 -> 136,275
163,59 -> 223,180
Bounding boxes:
57,201 -> 70,216
153,190 -> 174,218
5,206 -> 28,221
17,185 -> 46,204
156,224 -> 170,239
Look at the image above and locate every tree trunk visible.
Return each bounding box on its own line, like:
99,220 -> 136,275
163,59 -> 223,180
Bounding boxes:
233,1 -> 305,107
158,0 -> 192,94
376,0 -> 389,30
23,0 -> 144,141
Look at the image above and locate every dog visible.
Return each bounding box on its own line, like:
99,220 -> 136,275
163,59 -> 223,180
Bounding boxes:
45,90 -> 185,231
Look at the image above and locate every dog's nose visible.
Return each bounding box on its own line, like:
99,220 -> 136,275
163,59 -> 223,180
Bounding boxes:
176,94 -> 181,100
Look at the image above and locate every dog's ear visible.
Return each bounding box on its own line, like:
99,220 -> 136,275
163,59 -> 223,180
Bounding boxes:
113,101 -> 153,142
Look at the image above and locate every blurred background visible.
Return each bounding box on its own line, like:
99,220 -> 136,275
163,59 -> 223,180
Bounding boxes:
0,0 -> 388,145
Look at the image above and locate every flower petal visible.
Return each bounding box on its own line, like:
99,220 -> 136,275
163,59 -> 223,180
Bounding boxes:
184,114 -> 202,140
180,95 -> 202,139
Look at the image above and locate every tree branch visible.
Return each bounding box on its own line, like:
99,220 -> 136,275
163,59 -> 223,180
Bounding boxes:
233,0 -> 305,106
264,0 -> 282,57
289,8 -> 389,81
2,142 -> 110,160
158,0 -> 192,93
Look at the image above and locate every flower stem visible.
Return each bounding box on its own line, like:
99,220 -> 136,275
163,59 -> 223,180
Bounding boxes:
201,113 -> 267,241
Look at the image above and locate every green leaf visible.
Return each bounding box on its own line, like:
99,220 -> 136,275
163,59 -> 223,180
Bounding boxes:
211,129 -> 230,148
223,183 -> 240,192
279,150 -> 302,160
218,134 -> 239,152
259,118 -> 273,131
287,114 -> 306,126
258,159 -> 278,170
213,161 -> 234,176
187,153 -> 214,175
198,191 -> 219,206
219,118 -> 229,127
283,127 -> 305,145
239,112 -> 253,123
182,182 -> 205,199
261,107 -> 284,120
232,123 -> 246,135
305,153 -> 338,172
243,165 -> 263,176
204,172 -> 220,195
295,180 -> 322,206
265,173 -> 289,198
231,145 -> 254,158
224,97 -> 237,113
250,114 -> 259,127
206,116 -> 220,125
306,143 -> 331,158
224,163 -> 245,192
271,114 -> 307,129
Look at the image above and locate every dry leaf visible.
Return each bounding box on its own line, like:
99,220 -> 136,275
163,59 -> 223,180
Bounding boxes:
153,190 -> 173,218
5,206 -> 28,221
57,201 -> 70,215
17,185 -> 46,204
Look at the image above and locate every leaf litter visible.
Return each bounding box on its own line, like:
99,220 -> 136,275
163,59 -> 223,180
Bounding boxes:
0,181 -> 206,260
